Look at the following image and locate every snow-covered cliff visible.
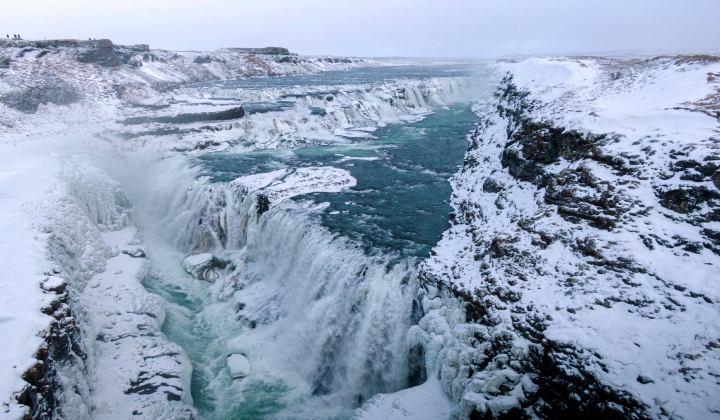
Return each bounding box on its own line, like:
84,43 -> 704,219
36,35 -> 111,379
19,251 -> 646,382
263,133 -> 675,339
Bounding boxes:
374,56 -> 720,419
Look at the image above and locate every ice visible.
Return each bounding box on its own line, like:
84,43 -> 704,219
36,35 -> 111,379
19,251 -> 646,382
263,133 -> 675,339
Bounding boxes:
264,167 -> 357,204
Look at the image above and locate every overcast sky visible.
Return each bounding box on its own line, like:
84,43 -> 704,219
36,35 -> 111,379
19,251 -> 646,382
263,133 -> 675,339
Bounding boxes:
3,0 -> 719,58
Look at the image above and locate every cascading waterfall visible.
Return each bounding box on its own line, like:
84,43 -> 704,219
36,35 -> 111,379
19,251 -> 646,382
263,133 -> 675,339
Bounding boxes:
120,165 -> 419,418
104,66 -> 494,419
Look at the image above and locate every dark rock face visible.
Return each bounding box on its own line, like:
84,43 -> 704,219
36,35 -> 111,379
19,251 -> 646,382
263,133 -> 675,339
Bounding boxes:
0,82 -> 79,113
408,344 -> 427,387
256,193 -> 270,216
500,119 -> 607,186
193,55 -> 212,64
16,277 -> 86,419
76,39 -> 120,67
656,186 -> 720,217
544,165 -> 634,230
528,341 -> 651,420
226,47 -> 291,55
120,107 -> 245,125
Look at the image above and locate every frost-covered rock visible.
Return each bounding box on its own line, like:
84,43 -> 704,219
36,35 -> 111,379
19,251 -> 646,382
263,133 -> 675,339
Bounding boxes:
226,354 -> 251,379
182,253 -> 231,281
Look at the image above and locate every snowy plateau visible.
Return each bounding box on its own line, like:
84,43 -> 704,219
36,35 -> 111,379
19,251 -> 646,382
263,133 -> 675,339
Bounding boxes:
0,37 -> 719,420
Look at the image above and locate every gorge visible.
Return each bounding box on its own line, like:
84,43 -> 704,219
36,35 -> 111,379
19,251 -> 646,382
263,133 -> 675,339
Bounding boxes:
1,40 -> 719,420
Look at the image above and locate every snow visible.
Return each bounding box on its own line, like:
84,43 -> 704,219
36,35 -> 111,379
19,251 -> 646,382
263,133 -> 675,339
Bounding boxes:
230,169 -> 288,192
40,276 -> 66,292
354,375 -> 453,420
81,226 -> 195,419
226,354 -> 251,379
4,37 -> 719,419
0,138 -> 61,419
264,167 -> 357,204
0,131 -> 196,417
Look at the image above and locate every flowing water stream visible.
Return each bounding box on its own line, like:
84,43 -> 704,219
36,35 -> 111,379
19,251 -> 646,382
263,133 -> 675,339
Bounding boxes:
124,65 -> 496,419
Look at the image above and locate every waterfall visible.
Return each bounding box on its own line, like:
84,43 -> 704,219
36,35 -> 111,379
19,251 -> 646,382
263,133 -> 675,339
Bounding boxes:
111,156 -> 419,418
99,68 -> 493,418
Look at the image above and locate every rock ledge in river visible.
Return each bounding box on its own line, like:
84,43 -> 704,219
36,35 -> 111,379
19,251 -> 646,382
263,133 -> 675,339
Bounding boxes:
182,253 -> 230,281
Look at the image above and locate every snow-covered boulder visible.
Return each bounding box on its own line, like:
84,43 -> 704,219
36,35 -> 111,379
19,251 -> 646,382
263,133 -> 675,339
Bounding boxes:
182,253 -> 230,281
227,354 -> 251,379
41,276 -> 66,293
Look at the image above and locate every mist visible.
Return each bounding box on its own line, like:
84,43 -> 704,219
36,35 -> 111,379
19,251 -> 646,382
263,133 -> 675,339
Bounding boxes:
3,0 -> 719,57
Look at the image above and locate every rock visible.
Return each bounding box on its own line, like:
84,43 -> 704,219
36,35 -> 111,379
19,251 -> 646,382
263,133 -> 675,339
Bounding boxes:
0,82 -> 79,113
76,40 -> 120,67
193,55 -> 212,64
122,246 -> 146,258
408,343 -> 427,387
225,47 -> 290,55
482,178 -> 504,193
127,56 -> 143,68
227,354 -> 251,379
119,107 -> 245,125
713,171 -> 720,191
41,276 -> 66,293
637,375 -> 654,384
256,193 -> 270,216
182,253 -> 230,281
656,185 -> 720,214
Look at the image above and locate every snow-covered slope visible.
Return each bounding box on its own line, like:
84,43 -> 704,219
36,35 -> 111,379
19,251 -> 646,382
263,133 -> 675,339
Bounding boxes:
407,56 -> 720,418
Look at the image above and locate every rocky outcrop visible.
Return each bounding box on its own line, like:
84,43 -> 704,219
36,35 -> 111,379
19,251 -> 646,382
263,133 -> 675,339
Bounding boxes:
0,81 -> 78,113
226,354 -> 251,379
182,253 -> 232,281
119,106 -> 245,125
15,275 -> 85,419
225,47 -> 290,55
75,39 -> 122,67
